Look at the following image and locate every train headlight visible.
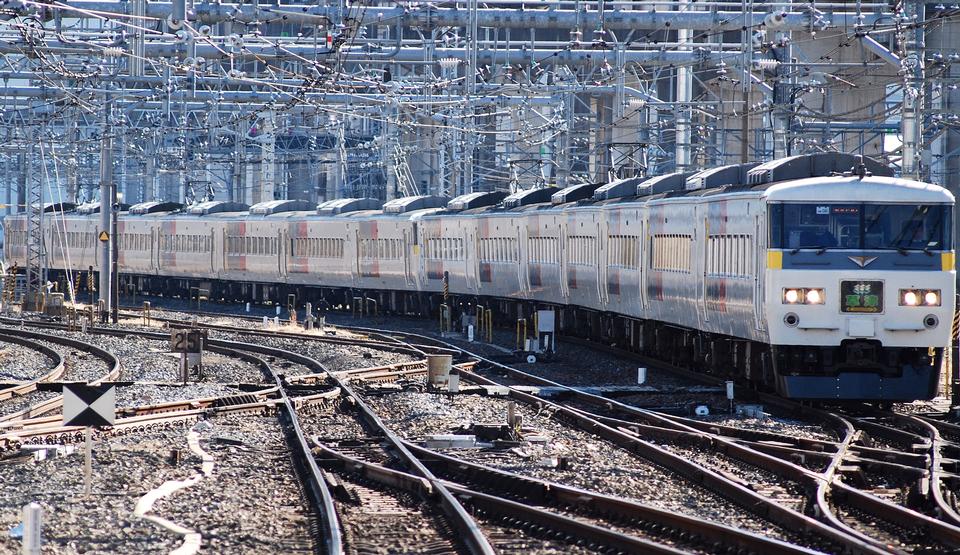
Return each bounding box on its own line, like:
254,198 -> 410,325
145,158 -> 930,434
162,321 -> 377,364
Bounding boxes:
899,289 -> 941,306
782,288 -> 825,305
805,288 -> 825,305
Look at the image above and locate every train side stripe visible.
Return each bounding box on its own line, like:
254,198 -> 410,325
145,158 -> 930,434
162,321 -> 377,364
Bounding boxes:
943,252 -> 956,272
767,250 -> 783,270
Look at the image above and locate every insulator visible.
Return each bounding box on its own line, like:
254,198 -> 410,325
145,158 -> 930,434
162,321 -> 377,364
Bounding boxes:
753,59 -> 780,70
166,14 -> 183,30
438,58 -> 459,70
764,11 -> 787,29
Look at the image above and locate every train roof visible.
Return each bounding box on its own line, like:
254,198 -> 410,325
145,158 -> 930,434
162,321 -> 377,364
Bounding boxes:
763,176 -> 955,204
316,197 -> 381,215
12,155 -> 951,226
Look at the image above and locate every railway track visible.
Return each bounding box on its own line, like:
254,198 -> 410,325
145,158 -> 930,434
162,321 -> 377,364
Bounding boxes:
25,304 -> 960,553
340,324 -> 960,554
147,312 -> 833,549
43,310 -> 822,551
107,306 -> 920,552
0,326 -> 120,423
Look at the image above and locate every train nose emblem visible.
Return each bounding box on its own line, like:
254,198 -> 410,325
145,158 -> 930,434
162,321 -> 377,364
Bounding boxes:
848,255 -> 878,268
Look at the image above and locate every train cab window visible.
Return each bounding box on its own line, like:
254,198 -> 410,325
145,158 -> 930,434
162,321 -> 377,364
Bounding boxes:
779,204 -> 859,250
771,203 -> 953,251
863,204 -> 952,251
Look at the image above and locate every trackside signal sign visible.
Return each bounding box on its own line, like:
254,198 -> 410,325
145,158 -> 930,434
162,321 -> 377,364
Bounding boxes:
63,384 -> 116,427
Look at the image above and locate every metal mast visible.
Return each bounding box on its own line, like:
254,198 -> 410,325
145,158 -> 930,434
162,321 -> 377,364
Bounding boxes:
98,94 -> 113,316
24,128 -> 44,310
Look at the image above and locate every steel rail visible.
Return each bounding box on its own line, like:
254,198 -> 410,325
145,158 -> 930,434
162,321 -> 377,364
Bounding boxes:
858,411 -> 960,529
915,415 -> 960,525
205,337 -> 495,555
0,320 -> 346,555
0,386 -> 285,430
346,325 -> 960,554
0,325 -> 122,383
464,356 -> 960,551
0,331 -> 64,400
312,440 -> 692,554
0,326 -> 121,423
104,309 -> 960,548
397,440 -> 825,555
0,399 -> 278,450
122,309 -> 934,551
483,329 -> 960,536
575,408 -> 929,480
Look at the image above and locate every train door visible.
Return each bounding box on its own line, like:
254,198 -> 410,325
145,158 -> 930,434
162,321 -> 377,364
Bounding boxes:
698,209 -> 709,326
150,227 -> 157,272
351,226 -> 360,284
559,219 -> 570,299
415,223 -> 425,288
277,229 -> 285,277
219,228 -> 227,277
473,228 -> 482,293
402,228 -> 415,287
753,211 -> 766,331
464,227 -> 476,293
597,219 -> 608,307
638,217 -> 645,311
209,229 -> 216,274
517,223 -> 528,297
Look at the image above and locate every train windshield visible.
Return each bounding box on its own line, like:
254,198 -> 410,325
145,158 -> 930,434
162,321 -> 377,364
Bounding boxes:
770,203 -> 952,251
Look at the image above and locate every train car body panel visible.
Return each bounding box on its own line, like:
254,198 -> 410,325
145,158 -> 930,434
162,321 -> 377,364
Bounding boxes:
5,167 -> 955,402
762,177 -> 955,399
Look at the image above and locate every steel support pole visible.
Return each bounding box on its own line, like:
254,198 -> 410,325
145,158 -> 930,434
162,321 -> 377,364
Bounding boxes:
901,2 -> 924,179
16,153 -> 25,214
111,167 -> 119,323
98,96 -> 113,314
24,128 -> 45,310
675,0 -> 693,172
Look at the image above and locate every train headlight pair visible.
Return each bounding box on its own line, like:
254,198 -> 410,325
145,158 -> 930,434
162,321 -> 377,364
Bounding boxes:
783,288 -> 825,305
899,289 -> 941,307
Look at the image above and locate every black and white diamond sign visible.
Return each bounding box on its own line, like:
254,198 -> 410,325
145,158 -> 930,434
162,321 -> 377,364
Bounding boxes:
63,385 -> 116,427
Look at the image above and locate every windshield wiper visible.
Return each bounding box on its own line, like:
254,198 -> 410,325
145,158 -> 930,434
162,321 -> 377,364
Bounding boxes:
891,246 -> 935,257
789,245 -> 829,255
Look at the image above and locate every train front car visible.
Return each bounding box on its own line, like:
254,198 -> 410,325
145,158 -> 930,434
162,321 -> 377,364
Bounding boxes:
765,176 -> 955,400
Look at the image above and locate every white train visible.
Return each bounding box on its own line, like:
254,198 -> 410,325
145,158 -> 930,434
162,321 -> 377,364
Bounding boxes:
5,153 -> 955,400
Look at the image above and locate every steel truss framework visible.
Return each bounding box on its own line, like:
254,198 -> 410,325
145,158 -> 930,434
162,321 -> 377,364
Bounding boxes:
0,1 -> 956,297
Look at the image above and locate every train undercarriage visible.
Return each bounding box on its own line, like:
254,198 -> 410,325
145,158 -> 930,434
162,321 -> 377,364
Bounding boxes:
48,270 -> 944,402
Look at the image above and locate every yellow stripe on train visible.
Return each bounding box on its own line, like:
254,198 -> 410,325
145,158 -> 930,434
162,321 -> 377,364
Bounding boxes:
943,252 -> 956,272
767,250 -> 783,270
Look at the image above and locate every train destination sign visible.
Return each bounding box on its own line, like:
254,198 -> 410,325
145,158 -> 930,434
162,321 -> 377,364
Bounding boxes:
840,280 -> 883,313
